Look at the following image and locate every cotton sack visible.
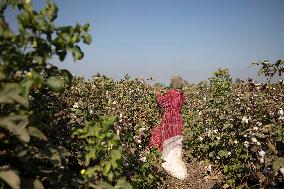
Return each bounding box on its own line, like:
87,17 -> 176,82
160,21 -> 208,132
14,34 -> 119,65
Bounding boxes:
161,135 -> 187,180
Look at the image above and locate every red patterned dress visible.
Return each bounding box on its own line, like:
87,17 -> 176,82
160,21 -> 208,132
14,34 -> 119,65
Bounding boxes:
148,89 -> 185,151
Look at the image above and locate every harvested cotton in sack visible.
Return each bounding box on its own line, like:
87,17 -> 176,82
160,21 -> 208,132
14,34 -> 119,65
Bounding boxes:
161,135 -> 187,180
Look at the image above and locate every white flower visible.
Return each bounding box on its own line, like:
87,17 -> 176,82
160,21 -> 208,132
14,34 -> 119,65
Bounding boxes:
199,111 -> 202,116
216,136 -> 221,140
242,116 -> 249,124
258,150 -> 266,157
112,101 -> 117,105
244,134 -> 247,138
253,127 -> 258,131
278,108 -> 283,116
199,136 -> 204,141
256,122 -> 262,126
213,129 -> 218,134
259,157 -> 264,163
251,137 -> 258,143
73,102 -> 79,108
89,109 -> 94,114
257,141 -> 261,146
137,139 -> 141,144
233,140 -> 238,144
244,141 -> 249,148
280,168 -> 284,175
228,152 -> 231,156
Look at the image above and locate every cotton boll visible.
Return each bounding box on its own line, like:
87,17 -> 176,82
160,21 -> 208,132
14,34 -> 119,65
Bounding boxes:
258,150 -> 266,157
242,116 -> 249,124
244,141 -> 249,148
259,157 -> 264,163
278,108 -> 284,119
140,156 -> 146,162
251,138 -> 258,143
73,102 -> 79,108
207,164 -> 212,173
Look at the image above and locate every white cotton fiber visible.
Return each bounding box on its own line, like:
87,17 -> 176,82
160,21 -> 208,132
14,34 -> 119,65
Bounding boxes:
161,135 -> 187,180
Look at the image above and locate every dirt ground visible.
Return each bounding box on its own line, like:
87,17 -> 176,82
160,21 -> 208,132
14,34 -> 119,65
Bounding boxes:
159,160 -> 223,189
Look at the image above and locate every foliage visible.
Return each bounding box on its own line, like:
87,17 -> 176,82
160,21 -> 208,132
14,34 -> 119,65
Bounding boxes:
73,116 -> 132,188
0,0 -> 91,188
1,0 -> 284,188
62,75 -> 165,188
184,66 -> 284,188
252,60 -> 284,82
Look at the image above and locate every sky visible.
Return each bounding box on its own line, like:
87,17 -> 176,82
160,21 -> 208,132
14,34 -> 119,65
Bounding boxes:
7,0 -> 284,84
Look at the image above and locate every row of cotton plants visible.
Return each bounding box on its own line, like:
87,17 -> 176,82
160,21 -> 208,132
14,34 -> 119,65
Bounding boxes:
183,67 -> 284,188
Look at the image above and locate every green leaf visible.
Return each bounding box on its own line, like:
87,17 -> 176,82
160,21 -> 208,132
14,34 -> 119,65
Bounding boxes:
83,23 -> 90,31
46,76 -> 64,92
0,116 -> 30,143
110,149 -> 121,160
115,178 -> 133,189
33,179 -> 44,189
20,79 -> 34,97
10,93 -> 29,108
82,33 -> 92,44
104,162 -> 111,175
96,181 -> 114,189
22,179 -> 44,189
272,157 -> 284,172
46,1 -> 58,21
57,51 -> 67,61
218,150 -> 229,158
41,146 -> 61,166
60,69 -> 73,84
0,83 -> 28,108
28,126 -> 47,141
0,169 -> 20,189
268,140 -> 278,154
72,45 -> 84,61
107,171 -> 114,182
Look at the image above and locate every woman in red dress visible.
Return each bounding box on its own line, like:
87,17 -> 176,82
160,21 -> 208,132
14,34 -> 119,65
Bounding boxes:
148,76 -> 187,180
149,76 -> 185,151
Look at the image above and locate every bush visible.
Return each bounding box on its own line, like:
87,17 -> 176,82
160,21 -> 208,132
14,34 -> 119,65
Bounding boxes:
184,67 -> 284,188
0,0 -> 91,188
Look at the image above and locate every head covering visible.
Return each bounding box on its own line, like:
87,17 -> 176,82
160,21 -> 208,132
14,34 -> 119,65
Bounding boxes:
170,75 -> 183,89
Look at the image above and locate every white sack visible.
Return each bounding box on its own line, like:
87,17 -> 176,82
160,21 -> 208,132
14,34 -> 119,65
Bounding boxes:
161,135 -> 187,180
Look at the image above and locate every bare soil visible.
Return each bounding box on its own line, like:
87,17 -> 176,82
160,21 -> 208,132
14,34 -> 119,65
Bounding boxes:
159,159 -> 223,189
